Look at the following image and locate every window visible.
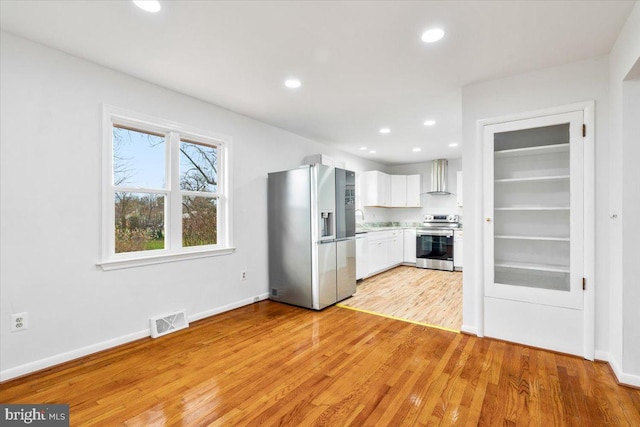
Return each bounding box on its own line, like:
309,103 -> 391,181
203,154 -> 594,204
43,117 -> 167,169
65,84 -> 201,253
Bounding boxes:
100,106 -> 233,270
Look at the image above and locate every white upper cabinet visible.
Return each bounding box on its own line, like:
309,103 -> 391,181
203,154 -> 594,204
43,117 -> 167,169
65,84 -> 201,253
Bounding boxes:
362,171 -> 421,208
390,175 -> 407,206
361,170 -> 391,207
406,174 -> 421,207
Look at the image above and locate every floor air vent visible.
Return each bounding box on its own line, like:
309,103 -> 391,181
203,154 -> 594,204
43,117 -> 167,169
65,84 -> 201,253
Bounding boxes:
149,310 -> 189,338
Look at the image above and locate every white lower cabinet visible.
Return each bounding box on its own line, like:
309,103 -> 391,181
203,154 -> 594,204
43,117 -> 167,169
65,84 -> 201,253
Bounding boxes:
454,229 -> 463,270
389,230 -> 403,265
367,236 -> 389,275
355,235 -> 368,280
365,230 -> 404,277
403,228 -> 416,263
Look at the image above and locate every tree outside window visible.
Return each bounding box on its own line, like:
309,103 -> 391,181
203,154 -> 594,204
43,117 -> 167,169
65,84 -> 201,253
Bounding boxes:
110,124 -> 223,255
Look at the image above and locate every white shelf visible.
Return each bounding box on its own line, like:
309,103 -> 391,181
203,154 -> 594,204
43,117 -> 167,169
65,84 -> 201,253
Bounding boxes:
494,175 -> 570,183
494,143 -> 569,159
495,235 -> 569,242
495,262 -> 569,274
494,206 -> 570,211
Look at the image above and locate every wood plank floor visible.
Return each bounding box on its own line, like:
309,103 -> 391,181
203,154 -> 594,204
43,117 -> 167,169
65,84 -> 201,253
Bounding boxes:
340,266 -> 462,331
2,301 -> 638,426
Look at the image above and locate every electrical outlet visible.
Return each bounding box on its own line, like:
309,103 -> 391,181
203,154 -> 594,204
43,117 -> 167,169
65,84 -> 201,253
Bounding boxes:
11,312 -> 28,332
240,271 -> 247,281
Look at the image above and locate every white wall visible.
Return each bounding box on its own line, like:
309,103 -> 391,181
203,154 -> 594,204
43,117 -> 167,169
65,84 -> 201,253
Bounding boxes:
622,78 -> 640,376
461,56 -> 610,341
609,1 -> 640,384
385,158 -> 462,223
0,32 -> 384,380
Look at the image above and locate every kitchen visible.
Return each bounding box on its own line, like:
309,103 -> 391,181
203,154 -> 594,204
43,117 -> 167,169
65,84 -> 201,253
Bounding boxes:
349,157 -> 464,331
267,155 -> 464,331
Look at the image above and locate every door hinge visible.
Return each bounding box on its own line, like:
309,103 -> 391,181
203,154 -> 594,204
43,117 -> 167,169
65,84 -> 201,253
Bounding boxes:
582,124 -> 586,137
582,277 -> 586,290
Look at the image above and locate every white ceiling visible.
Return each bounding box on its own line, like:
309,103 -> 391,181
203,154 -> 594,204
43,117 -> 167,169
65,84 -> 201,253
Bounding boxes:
0,1 -> 635,165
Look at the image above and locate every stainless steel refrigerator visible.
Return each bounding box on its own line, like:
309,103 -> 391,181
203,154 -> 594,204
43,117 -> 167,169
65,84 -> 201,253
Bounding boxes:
268,164 -> 356,310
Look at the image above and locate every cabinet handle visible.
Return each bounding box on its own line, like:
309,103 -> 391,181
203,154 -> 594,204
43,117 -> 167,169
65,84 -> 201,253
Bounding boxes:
486,218 -> 492,222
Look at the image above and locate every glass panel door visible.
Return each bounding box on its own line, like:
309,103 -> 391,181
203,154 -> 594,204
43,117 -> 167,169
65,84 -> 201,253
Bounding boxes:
483,111 -> 584,310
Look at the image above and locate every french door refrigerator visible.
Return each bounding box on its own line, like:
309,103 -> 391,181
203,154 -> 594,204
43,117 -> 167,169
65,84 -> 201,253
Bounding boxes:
268,164 -> 356,310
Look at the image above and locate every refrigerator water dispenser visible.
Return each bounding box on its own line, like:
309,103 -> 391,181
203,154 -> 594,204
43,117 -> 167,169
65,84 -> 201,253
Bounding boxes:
320,211 -> 334,238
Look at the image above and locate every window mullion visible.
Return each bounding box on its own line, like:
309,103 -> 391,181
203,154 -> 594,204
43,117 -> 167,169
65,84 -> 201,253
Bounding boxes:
169,131 -> 182,250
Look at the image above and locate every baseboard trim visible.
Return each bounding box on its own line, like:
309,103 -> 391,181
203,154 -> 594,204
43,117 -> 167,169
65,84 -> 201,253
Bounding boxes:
0,329 -> 149,383
460,324 -> 478,336
189,293 -> 270,323
0,293 -> 269,383
594,349 -> 610,362
607,353 -> 640,388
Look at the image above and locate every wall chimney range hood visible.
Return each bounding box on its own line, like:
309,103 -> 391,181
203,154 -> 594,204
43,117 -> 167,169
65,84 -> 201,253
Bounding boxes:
427,159 -> 451,195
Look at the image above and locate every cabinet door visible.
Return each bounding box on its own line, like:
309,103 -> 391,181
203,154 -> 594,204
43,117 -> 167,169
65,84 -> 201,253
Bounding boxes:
367,238 -> 388,275
403,229 -> 417,263
483,109 -> 587,357
380,172 -> 391,207
387,230 -> 404,267
356,236 -> 367,280
391,175 -> 407,207
453,230 -> 463,268
406,175 -> 421,207
361,171 -> 391,207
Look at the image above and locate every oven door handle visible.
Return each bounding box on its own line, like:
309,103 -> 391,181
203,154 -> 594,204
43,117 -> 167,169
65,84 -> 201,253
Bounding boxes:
417,229 -> 454,237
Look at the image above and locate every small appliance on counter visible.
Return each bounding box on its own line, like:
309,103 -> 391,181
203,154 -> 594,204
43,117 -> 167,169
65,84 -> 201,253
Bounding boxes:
267,164 -> 356,310
416,214 -> 460,271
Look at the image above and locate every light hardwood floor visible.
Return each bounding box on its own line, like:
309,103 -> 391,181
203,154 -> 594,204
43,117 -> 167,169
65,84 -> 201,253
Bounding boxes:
340,266 -> 462,331
2,301 -> 638,426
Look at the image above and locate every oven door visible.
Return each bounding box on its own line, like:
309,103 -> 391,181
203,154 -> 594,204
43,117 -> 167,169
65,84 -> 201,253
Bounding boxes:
416,229 -> 454,271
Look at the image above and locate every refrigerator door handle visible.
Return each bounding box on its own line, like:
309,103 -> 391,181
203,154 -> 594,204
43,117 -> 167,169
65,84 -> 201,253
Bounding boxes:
317,240 -> 335,244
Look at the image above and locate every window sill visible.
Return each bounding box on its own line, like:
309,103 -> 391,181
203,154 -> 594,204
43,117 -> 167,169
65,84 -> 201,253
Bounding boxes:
97,247 -> 236,271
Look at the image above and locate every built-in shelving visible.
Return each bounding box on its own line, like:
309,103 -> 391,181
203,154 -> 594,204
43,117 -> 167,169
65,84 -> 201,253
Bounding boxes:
494,175 -> 570,183
494,261 -> 569,274
494,206 -> 570,211
494,143 -> 569,159
491,127 -> 571,292
494,235 -> 569,242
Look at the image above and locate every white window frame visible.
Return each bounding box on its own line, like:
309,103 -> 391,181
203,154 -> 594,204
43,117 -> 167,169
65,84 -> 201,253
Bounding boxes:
98,105 -> 234,270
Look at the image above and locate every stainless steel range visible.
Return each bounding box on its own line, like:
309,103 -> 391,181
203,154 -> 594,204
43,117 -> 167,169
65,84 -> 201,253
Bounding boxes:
416,214 -> 460,271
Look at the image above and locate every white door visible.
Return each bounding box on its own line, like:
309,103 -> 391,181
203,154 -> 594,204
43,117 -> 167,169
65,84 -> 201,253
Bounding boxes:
483,110 -> 591,358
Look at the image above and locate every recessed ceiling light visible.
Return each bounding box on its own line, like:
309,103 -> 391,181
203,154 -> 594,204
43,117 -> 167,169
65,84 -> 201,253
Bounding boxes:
412,148 -> 421,152
284,79 -> 301,89
423,120 -> 436,126
379,128 -> 390,134
449,143 -> 459,147
133,0 -> 161,13
360,146 -> 367,150
369,150 -> 377,154
421,28 -> 445,43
